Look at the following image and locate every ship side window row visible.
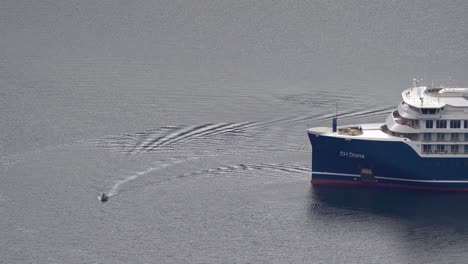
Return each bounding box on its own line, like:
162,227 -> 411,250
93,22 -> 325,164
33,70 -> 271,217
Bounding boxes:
425,120 -> 468,129
422,133 -> 468,142
409,106 -> 441,115
422,144 -> 468,154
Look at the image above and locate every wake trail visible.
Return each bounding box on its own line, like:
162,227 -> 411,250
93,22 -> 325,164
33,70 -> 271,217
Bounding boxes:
96,105 -> 394,153
338,106 -> 394,120
178,163 -> 310,180
107,157 -> 196,197
129,127 -> 178,154
247,105 -> 392,130
137,124 -> 206,153
155,121 -> 256,149
147,123 -> 232,151
108,162 -> 310,197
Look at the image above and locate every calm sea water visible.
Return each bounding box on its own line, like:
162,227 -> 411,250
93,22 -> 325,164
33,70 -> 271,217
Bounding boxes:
2,1 -> 468,263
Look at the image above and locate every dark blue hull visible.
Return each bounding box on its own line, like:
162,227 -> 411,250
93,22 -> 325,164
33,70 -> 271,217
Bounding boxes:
308,132 -> 468,191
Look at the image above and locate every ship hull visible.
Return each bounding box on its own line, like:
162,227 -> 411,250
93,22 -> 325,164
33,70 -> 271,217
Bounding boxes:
308,131 -> 468,191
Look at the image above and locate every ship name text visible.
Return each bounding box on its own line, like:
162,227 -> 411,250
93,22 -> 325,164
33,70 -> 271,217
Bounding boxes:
339,151 -> 365,159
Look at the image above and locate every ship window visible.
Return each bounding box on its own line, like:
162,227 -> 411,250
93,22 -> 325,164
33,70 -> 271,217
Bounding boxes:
423,133 -> 432,141
465,133 -> 468,141
423,145 -> 431,153
426,120 -> 433,128
450,120 -> 461,128
436,120 -> 447,128
410,105 -> 420,113
421,108 -> 437,115
437,133 -> 445,141
451,133 -> 460,142
410,119 -> 419,128
436,145 -> 445,153
465,120 -> 468,128
451,145 -> 459,153
465,145 -> 468,153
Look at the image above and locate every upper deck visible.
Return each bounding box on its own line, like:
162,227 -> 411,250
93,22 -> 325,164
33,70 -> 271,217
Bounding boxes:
402,86 -> 468,109
307,123 -> 406,141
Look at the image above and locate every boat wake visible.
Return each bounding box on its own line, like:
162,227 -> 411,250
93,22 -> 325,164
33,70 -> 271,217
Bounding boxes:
175,163 -> 310,180
106,157 -> 196,197
96,105 -> 393,154
96,121 -> 256,154
103,161 -> 310,200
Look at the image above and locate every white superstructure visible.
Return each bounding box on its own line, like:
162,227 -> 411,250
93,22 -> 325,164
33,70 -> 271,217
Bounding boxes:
308,83 -> 468,158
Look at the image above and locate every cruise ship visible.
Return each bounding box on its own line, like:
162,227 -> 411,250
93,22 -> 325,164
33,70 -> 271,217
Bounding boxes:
307,81 -> 468,191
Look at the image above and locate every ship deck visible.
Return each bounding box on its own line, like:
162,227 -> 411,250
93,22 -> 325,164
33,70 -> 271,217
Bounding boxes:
307,123 -> 407,141
402,86 -> 468,108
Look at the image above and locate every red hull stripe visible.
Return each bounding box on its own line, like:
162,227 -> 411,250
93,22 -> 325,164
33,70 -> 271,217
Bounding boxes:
311,178 -> 468,192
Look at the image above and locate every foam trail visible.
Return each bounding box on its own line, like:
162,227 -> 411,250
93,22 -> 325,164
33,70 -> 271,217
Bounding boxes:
178,163 -> 310,179
107,158 -> 191,197
262,163 -> 310,173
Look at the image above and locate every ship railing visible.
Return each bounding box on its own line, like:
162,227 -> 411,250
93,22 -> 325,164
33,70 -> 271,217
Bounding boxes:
406,134 -> 419,141
422,150 -> 468,155
421,146 -> 468,154
421,139 -> 458,142
422,150 -> 466,154
393,110 -> 419,129
420,134 -> 468,142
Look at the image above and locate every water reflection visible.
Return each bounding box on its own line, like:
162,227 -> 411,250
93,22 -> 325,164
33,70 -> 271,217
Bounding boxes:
308,185 -> 468,261
309,185 -> 468,229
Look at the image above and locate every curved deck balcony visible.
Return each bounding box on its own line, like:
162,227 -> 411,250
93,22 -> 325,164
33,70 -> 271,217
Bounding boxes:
385,111 -> 419,134
398,102 -> 420,119
380,125 -> 418,140
393,110 -> 420,128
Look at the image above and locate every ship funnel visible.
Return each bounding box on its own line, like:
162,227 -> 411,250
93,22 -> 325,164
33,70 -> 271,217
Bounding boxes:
332,117 -> 337,132
332,103 -> 338,132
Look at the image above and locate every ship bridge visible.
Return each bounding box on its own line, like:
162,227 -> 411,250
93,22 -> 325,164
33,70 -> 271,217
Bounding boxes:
402,86 -> 468,109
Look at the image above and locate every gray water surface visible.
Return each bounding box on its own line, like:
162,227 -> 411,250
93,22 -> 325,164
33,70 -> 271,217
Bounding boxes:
1,1 -> 468,263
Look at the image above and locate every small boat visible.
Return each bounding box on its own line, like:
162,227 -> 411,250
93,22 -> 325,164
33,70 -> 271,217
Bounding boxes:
100,193 -> 109,202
